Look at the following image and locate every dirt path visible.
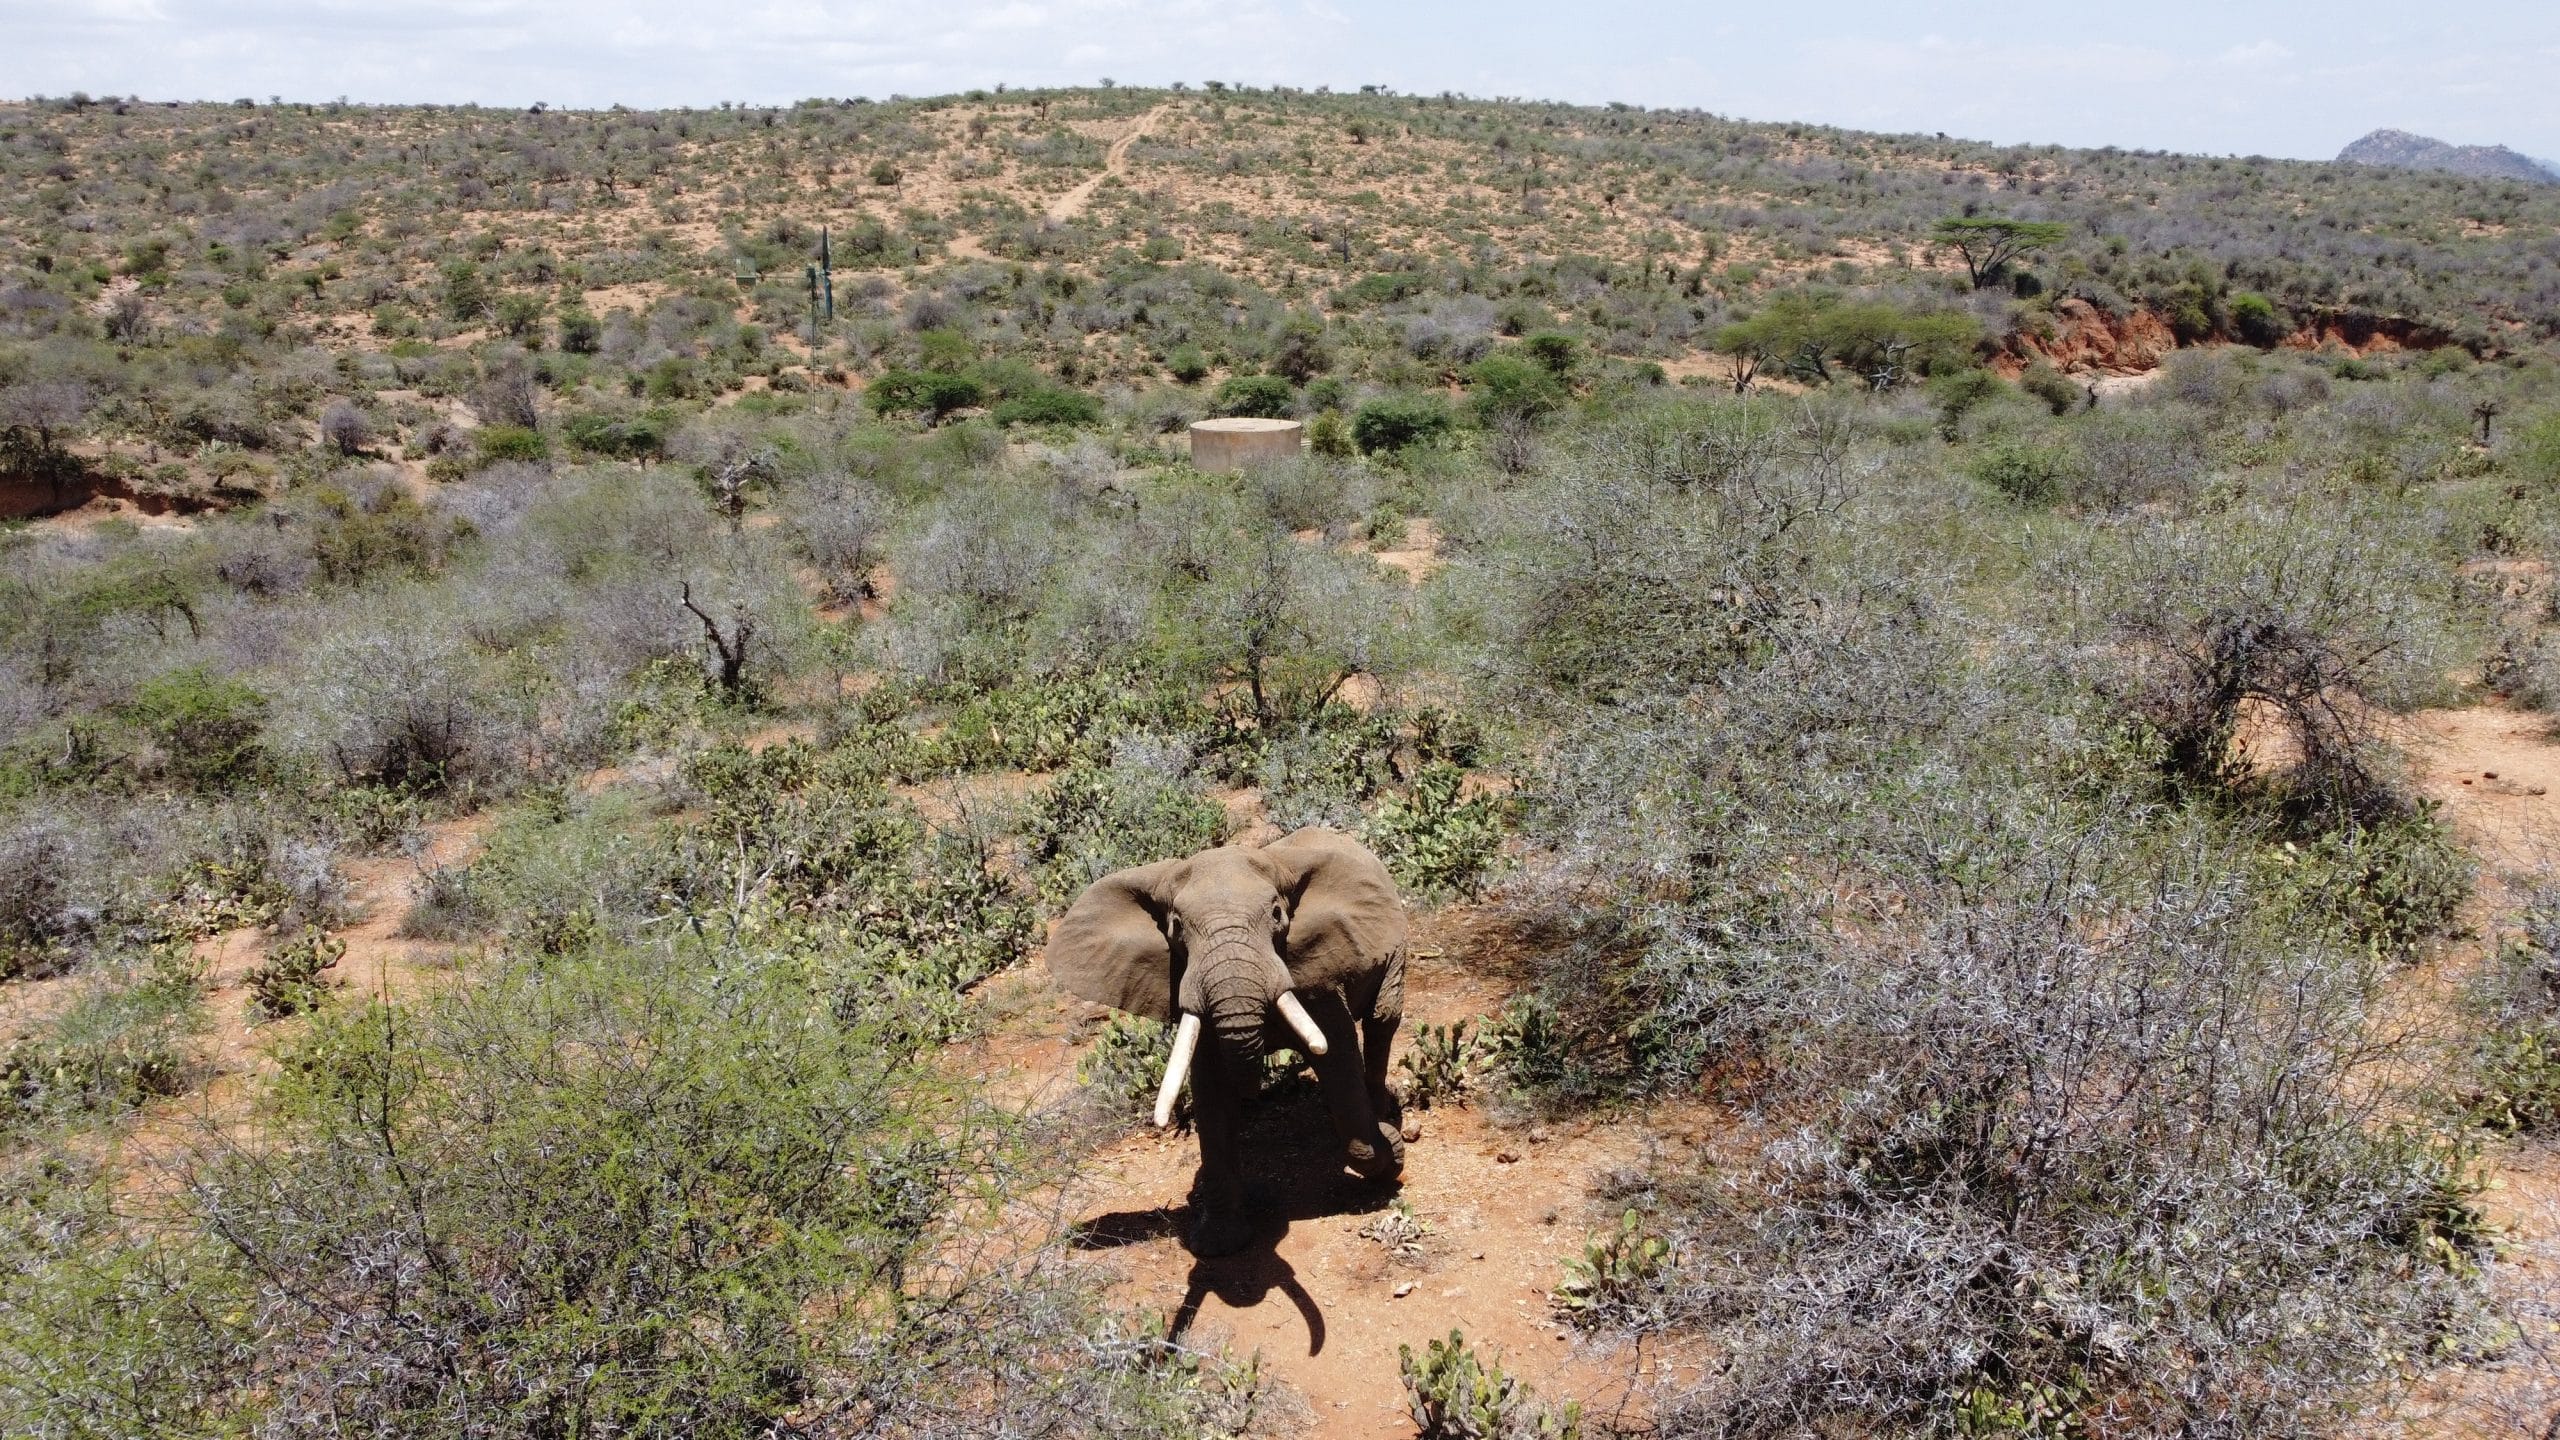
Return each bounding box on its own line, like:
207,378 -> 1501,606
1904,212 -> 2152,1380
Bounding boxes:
2387,702 -> 2560,1436
981,909 -> 1698,1436
1045,104 -> 1168,224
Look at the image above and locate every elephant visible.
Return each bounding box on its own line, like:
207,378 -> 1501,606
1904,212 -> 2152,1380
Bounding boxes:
1048,826 -> 1409,1257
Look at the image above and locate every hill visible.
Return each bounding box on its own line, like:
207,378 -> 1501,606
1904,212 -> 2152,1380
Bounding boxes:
2339,127 -> 2558,184
5,87 -> 2558,515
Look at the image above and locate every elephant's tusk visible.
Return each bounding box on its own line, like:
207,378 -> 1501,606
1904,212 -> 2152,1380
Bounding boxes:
1274,991 -> 1329,1056
1154,1013 -> 1202,1128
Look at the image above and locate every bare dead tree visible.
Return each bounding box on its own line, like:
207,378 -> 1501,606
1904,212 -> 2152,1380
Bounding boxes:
679,581 -> 756,699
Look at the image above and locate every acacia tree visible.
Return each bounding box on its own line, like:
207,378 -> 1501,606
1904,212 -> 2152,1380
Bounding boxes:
1714,295 -> 1980,393
1931,216 -> 2070,288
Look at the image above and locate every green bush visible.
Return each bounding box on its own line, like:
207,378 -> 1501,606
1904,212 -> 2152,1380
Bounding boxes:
1466,353 -> 1566,427
866,367 -> 987,421
2229,291 -> 2288,347
563,408 -> 670,462
991,387 -> 1103,428
1018,754 -> 1227,907
2461,885 -> 2560,1133
493,292 -> 546,342
644,355 -> 701,400
437,260 -> 490,321
1265,314 -> 1332,383
1926,368 -> 2007,433
2512,411 -> 2560,489
1521,331 -> 1579,377
675,741 -> 1037,996
2260,808 -> 2470,962
1364,762 -> 1505,898
1342,271 -> 1429,307
157,943 -> 1196,1433
474,423 -> 548,463
556,307 -> 602,354
1352,394 -> 1454,455
2018,363 -> 2083,416
1969,437 -> 2071,505
1716,290 -> 1983,385
1166,346 -> 1209,384
1480,993 -> 1569,1094
123,667 -> 266,791
1213,373 -> 1295,419
915,327 -> 976,372
2468,1023 -> 2560,1133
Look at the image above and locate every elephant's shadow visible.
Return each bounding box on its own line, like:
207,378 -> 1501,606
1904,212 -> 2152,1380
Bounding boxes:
1069,1077 -> 1401,1355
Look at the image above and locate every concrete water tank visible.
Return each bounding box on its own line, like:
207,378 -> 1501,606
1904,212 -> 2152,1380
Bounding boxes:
1189,417 -> 1302,472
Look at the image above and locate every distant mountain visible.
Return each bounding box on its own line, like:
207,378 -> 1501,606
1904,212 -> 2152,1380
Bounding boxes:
2338,128 -> 2557,184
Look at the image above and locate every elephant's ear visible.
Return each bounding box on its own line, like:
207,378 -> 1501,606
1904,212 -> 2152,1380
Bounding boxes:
1259,827 -> 1408,978
1047,859 -> 1184,1021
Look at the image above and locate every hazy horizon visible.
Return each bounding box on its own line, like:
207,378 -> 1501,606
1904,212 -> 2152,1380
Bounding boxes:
2,1 -> 2555,164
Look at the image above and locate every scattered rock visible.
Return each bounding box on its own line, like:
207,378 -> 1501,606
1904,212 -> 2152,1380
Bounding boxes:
1494,1149 -> 1520,1164
1401,1119 -> 1421,1142
1527,1125 -> 1550,1144
1393,1281 -> 1416,1299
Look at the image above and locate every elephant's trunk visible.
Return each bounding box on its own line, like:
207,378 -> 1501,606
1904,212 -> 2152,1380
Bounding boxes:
1195,935 -> 1325,1055
1157,932 -> 1331,1126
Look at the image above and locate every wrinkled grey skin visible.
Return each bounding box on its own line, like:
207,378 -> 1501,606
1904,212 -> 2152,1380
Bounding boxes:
1049,827 -> 1408,1256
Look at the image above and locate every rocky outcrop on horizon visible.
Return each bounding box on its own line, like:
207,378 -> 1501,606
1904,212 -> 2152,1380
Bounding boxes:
2338,128 -> 2557,184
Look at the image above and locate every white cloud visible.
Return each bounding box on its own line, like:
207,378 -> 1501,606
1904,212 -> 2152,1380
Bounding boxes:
2215,40 -> 2295,67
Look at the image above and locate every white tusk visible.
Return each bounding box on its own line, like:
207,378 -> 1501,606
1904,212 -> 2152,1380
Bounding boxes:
1154,1013 -> 1202,1128
1274,991 -> 1329,1056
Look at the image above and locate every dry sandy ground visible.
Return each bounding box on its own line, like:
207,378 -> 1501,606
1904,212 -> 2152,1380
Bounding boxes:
2383,702 -> 2560,1436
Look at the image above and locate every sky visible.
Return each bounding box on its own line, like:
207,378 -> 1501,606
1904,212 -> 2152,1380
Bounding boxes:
3,1 -> 2555,163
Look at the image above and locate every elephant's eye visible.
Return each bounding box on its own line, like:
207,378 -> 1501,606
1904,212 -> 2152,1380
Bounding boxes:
1269,900 -> 1288,932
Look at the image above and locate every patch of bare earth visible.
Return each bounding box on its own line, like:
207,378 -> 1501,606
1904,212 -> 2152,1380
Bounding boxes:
2379,701 -> 2560,1436
108,811 -> 493,1203
1370,517 -> 1444,586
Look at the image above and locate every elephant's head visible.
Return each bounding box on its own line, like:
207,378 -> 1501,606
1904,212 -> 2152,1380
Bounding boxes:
1047,828 -> 1403,1126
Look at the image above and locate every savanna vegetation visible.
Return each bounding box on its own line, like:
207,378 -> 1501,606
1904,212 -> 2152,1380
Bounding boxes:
5,82 -> 2560,1437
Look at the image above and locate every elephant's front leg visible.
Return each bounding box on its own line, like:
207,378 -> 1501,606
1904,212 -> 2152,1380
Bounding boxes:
1308,996 -> 1402,1182
1185,1043 -> 1254,1257
1363,1014 -> 1403,1133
